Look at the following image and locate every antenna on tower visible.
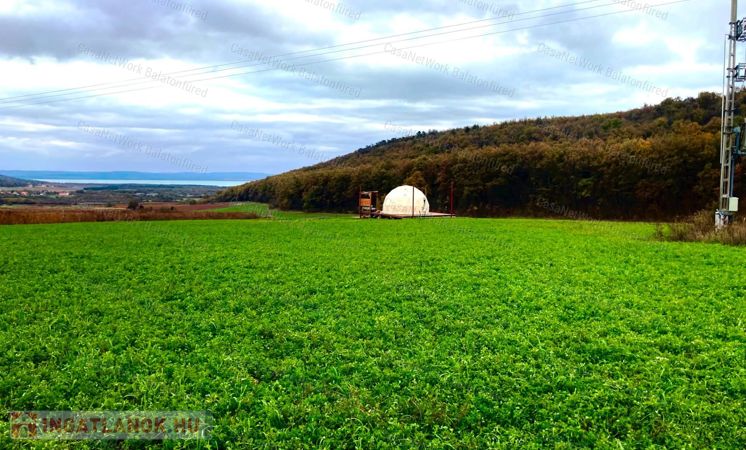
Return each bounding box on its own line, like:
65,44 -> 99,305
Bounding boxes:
717,0 -> 746,227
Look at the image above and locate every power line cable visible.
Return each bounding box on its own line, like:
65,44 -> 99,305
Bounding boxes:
1,0 -> 690,109
0,0 -> 611,104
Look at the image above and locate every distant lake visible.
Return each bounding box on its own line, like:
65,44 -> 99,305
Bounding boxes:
39,179 -> 246,187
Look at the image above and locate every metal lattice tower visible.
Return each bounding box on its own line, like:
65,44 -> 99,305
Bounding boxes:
717,0 -> 746,226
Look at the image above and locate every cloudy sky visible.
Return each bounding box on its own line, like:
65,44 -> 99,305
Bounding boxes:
0,0 -> 727,175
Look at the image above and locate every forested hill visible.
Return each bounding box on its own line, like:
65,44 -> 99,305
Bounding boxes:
215,92 -> 745,220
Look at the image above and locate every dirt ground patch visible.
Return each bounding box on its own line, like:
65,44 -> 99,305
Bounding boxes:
0,205 -> 258,225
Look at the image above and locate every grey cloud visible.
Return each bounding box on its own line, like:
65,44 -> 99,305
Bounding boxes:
0,0 -> 728,173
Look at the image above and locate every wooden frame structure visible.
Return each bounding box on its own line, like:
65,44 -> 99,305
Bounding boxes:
358,190 -> 380,218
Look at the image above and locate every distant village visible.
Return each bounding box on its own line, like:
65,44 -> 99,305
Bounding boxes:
0,183 -> 73,199
0,181 -> 222,206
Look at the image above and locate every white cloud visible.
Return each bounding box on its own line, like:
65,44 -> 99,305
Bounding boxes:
612,23 -> 656,46
0,0 -> 729,173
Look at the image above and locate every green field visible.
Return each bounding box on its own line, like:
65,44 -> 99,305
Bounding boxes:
1,214 -> 744,448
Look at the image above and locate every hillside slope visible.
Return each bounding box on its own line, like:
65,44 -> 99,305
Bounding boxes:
216,92 -> 744,220
0,174 -> 36,187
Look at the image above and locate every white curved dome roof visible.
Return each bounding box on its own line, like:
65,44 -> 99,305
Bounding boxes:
382,185 -> 430,216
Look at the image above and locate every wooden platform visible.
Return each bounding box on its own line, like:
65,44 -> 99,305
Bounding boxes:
369,212 -> 455,219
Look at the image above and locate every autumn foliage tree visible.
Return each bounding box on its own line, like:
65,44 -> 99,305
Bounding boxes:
215,92 -> 743,220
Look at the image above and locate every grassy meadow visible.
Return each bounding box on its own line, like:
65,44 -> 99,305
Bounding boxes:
0,211 -> 744,448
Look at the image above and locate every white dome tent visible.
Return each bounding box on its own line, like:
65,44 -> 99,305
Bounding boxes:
382,185 -> 430,217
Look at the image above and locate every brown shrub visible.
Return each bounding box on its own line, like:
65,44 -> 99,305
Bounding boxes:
656,210 -> 746,246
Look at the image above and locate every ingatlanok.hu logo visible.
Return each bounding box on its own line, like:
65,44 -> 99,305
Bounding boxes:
8,411 -> 212,441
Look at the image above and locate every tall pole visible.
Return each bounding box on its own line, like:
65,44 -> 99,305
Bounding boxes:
450,181 -> 454,216
412,185 -> 415,218
717,0 -> 742,227
734,0 -> 739,23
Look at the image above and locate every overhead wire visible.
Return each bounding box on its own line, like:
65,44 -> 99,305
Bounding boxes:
0,0 -> 613,105
1,0 -> 691,109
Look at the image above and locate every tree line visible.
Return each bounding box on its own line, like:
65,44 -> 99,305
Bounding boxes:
215,92 -> 745,220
